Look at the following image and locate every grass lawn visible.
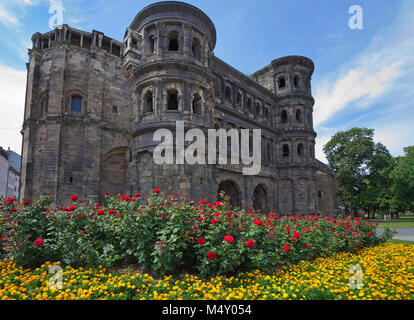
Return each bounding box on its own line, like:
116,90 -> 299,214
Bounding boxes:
387,239 -> 414,245
374,216 -> 414,228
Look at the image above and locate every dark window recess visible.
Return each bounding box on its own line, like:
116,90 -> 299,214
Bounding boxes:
278,77 -> 286,89
168,31 -> 179,51
318,191 -> 323,198
225,86 -> 231,100
192,94 -> 202,114
144,91 -> 153,113
296,110 -> 303,122
281,110 -> 288,123
297,143 -> 304,156
112,106 -> 118,114
282,145 -> 289,157
167,90 -> 179,110
69,176 -> 73,184
294,75 -> 299,87
71,96 -> 82,112
149,36 -> 155,53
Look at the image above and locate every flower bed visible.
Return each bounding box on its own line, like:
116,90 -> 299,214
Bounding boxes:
1,243 -> 413,300
0,192 -> 391,277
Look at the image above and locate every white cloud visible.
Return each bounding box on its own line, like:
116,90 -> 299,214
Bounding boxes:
313,4 -> 414,129
0,64 -> 27,154
315,135 -> 331,164
0,3 -> 18,26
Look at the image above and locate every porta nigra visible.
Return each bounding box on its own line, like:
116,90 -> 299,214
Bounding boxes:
19,1 -> 338,214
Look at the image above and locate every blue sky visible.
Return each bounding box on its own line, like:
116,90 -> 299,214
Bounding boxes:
0,0 -> 413,163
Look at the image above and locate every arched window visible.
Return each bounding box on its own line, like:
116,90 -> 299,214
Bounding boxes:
225,86 -> 232,101
267,143 -> 271,161
296,109 -> 303,122
247,97 -> 252,111
297,143 -> 304,157
278,76 -> 286,89
281,110 -> 288,123
41,94 -> 49,114
264,107 -> 269,119
168,31 -> 179,51
236,92 -> 242,105
192,93 -> 202,115
191,37 -> 201,60
144,91 -> 153,113
255,103 -> 260,116
293,75 -> 300,88
282,144 -> 289,158
149,35 -> 155,54
71,96 -> 82,112
167,88 -> 179,110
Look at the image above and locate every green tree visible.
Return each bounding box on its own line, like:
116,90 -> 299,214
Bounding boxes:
323,128 -> 392,216
390,146 -> 414,212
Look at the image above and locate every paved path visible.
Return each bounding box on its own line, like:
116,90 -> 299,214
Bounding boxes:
376,228 -> 414,242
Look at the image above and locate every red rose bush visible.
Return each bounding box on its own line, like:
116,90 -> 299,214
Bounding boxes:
0,192 -> 392,276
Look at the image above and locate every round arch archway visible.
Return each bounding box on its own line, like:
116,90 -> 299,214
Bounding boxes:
99,147 -> 129,201
217,180 -> 241,208
253,184 -> 268,213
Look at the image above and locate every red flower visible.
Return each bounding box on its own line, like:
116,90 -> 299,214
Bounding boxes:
224,235 -> 234,244
304,244 -> 309,248
22,200 -> 30,205
10,208 -> 17,212
214,212 -> 221,218
97,209 -> 105,216
290,237 -> 296,242
66,205 -> 76,212
71,195 -> 78,202
254,219 -> 263,227
247,240 -> 255,248
135,193 -> 141,198
198,217 -> 203,222
293,232 -> 300,239
199,200 -> 205,205
282,245 -> 291,252
154,188 -> 161,194
120,195 -> 130,201
368,232 -> 373,236
34,238 -> 44,247
207,252 -> 216,260
211,219 -> 218,224
108,209 -> 115,215
197,238 -> 205,245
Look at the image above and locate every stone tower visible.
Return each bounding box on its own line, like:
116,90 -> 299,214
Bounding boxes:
20,1 -> 338,215
122,2 -> 217,201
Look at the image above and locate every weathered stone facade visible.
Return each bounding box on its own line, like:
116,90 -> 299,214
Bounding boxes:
20,1 -> 338,215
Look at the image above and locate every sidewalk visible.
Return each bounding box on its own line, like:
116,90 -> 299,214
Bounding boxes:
376,228 -> 414,242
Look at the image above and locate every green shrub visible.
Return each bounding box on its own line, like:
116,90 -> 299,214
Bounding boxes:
0,191 -> 389,277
